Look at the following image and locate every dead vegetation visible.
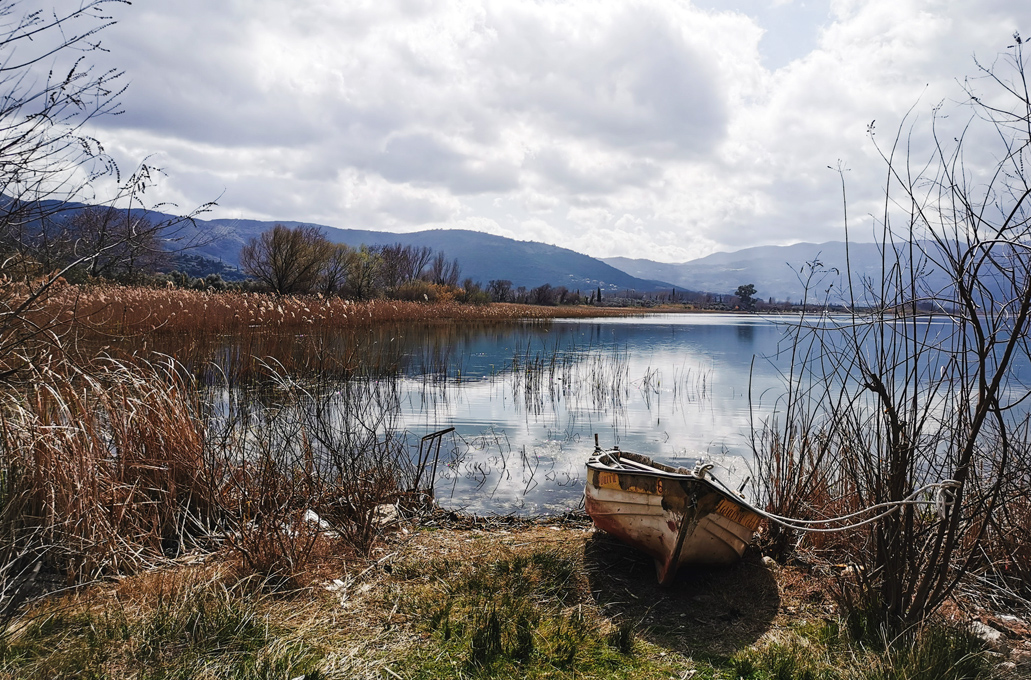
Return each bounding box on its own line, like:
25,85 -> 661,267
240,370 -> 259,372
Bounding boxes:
26,285 -> 631,338
2,518 -> 1025,679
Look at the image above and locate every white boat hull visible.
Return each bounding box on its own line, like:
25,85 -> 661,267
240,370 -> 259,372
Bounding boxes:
585,449 -> 760,584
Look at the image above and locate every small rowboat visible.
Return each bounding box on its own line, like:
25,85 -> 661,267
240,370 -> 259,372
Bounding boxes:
584,443 -> 762,585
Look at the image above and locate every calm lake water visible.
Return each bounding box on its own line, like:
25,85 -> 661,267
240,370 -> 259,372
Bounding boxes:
187,310 -> 989,515
396,313 -> 796,514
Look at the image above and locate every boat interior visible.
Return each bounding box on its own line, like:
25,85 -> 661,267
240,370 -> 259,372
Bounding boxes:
592,448 -> 695,477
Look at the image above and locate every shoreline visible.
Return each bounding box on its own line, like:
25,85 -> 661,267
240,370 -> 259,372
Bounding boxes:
3,511 -> 1029,678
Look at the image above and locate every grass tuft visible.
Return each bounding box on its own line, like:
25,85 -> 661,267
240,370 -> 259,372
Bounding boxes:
606,616 -> 637,655
860,623 -> 993,680
728,617 -> 996,680
0,567 -> 326,679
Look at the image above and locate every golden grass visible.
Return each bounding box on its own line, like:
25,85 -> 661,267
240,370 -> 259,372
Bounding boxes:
0,355 -> 412,593
28,285 -> 633,338
0,358 -> 210,583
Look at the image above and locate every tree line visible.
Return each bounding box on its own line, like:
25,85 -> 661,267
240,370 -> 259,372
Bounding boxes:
239,223 -> 603,306
239,224 -> 471,300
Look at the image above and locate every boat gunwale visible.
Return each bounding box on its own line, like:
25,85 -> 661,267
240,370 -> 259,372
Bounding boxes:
587,452 -> 693,477
586,449 -> 758,510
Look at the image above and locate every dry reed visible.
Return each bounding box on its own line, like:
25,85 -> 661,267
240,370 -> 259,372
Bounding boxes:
0,352 -> 433,610
0,357 -> 210,586
27,285 -> 631,339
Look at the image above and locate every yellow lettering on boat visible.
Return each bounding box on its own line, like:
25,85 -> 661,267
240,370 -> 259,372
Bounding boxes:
715,499 -> 762,531
597,471 -> 620,489
655,479 -> 663,495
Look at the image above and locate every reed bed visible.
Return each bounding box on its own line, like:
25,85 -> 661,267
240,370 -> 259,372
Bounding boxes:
0,354 -> 436,624
510,343 -> 631,415
0,357 -> 210,589
2,284 -> 635,384
29,285 -> 631,338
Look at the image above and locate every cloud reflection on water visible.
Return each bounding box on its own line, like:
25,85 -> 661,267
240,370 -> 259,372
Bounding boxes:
399,313 -> 790,513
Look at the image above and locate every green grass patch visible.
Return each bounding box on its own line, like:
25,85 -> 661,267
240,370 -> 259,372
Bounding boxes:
726,618 -> 995,680
0,573 -> 325,679
390,547 -> 693,679
859,624 -> 995,680
731,636 -> 836,680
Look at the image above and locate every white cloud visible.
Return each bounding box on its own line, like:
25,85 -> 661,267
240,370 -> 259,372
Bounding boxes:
62,0 -> 1031,262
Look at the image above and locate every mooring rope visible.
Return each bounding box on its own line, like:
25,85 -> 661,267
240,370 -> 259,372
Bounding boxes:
709,475 -> 962,533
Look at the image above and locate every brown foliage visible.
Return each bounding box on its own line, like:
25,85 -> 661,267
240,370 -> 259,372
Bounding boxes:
26,285 -> 629,337
1,358 -> 209,583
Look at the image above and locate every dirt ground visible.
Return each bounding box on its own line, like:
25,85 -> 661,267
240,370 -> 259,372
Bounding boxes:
368,511 -> 1031,669
372,513 -> 821,657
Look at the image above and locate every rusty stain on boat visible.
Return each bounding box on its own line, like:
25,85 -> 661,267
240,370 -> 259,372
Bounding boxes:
584,441 -> 761,585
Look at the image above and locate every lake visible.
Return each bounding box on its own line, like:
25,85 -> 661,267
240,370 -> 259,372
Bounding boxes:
392,313 -> 796,514
190,310 -> 986,515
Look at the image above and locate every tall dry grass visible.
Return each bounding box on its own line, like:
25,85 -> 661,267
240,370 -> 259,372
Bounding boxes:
0,357 -> 210,591
29,285 -> 630,338
0,353 -> 434,616
1,284 -> 634,384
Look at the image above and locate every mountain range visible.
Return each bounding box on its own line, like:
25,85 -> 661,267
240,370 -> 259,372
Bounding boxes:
604,242 -> 883,303
105,207 -> 952,302
182,216 -> 672,293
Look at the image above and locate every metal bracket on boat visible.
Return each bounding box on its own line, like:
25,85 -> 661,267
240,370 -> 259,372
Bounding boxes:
693,462 -> 714,479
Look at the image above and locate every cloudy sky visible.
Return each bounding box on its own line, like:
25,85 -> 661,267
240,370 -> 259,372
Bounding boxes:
66,0 -> 1031,262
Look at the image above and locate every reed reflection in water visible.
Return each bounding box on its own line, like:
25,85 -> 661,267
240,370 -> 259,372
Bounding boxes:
99,314 -> 789,514
393,314 -> 788,513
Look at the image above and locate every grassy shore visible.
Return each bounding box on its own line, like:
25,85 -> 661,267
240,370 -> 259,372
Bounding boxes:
1,515 -> 1025,680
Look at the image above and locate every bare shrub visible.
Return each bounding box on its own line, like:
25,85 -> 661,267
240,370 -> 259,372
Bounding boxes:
219,454 -> 327,589
209,363 -> 424,582
755,40 -> 1031,631
240,225 -> 333,295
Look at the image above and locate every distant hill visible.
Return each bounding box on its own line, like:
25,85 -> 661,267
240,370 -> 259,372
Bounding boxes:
604,242 -> 953,304
181,217 -> 675,292
12,200 -> 970,300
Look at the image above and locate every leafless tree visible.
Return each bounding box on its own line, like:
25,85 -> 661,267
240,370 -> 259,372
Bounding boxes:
342,245 -> 382,300
0,0 -> 129,377
757,37 -> 1031,633
319,243 -> 355,296
0,2 -> 125,250
240,224 -> 332,295
65,206 -> 167,281
531,283 -> 557,306
487,279 -> 513,303
425,251 -> 460,287
379,243 -> 432,289
0,2 -> 213,378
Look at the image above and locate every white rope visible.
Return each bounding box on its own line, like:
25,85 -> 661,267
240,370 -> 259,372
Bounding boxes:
711,476 -> 962,534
